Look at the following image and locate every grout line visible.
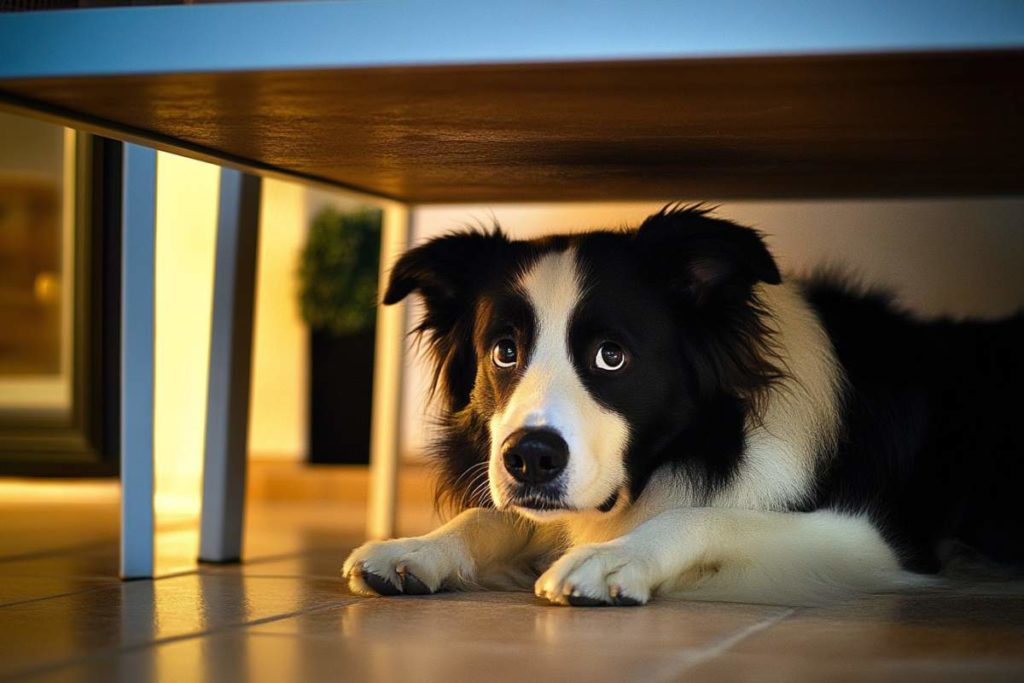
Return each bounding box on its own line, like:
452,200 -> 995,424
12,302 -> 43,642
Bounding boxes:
0,570 -> 347,612
0,522 -> 197,569
0,541 -> 116,566
198,547 -> 346,569
8,600 -> 355,681
0,550 -> 349,612
0,583 -> 119,610
209,574 -> 346,581
666,607 -> 799,679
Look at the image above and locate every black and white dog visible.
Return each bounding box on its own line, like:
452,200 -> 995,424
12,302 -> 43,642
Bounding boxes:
343,206 -> 1023,606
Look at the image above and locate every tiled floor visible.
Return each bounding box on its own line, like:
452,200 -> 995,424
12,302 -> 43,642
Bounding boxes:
2,467 -> 1024,682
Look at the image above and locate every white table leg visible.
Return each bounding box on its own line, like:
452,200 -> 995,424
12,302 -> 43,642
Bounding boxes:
367,204 -> 411,539
120,143 -> 157,579
199,169 -> 261,563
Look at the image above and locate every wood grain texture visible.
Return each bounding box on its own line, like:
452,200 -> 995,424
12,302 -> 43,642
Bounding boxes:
2,51 -> 1022,202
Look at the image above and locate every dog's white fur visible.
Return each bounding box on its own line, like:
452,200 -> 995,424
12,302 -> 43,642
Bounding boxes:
345,250 -> 919,605
712,280 -> 845,511
488,250 -> 630,517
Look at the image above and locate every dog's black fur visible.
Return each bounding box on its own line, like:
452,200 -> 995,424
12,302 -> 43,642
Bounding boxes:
384,206 -> 1023,574
804,279 -> 1024,572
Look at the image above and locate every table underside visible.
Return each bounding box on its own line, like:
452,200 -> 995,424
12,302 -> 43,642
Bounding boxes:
2,50 -> 1022,202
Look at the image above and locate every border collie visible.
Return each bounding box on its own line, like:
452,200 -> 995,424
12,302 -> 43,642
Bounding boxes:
343,206 -> 1022,606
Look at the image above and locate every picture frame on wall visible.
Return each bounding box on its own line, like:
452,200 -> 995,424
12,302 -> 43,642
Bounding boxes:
0,114 -> 121,477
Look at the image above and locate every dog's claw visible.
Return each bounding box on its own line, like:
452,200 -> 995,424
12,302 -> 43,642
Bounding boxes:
360,569 -> 402,596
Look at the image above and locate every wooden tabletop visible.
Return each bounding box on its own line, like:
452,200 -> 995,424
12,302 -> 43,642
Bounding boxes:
1,1 -> 1022,202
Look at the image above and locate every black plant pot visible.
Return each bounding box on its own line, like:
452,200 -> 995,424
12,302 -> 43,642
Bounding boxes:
308,328 -> 376,464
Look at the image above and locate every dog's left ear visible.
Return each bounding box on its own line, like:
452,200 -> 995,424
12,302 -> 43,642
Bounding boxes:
635,206 -> 781,305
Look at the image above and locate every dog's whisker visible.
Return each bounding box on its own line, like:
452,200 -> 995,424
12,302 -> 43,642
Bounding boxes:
466,475 -> 492,508
449,461 -> 488,493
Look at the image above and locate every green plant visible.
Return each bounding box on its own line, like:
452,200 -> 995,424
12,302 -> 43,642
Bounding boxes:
298,207 -> 382,336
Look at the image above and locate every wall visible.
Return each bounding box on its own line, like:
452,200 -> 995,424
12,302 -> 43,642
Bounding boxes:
0,110 -> 64,178
152,152 -> 370,515
399,198 -> 1024,461
141,155 -> 1024,481
153,152 -> 218,515
247,178 -> 308,461
248,183 -> 367,461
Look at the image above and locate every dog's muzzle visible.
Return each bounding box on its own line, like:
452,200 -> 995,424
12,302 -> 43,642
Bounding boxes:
501,428 -> 568,485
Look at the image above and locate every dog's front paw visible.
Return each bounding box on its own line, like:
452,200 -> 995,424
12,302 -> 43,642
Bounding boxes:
535,542 -> 652,607
342,537 -> 469,597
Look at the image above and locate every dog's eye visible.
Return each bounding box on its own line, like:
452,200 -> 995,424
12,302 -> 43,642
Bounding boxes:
595,342 -> 627,372
492,338 -> 518,368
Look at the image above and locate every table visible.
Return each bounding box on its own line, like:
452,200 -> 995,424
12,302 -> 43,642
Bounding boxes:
1,0 -> 1022,578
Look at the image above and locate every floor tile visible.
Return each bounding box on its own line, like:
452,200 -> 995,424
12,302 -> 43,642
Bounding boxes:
239,591 -> 787,681
4,468 -> 1024,682
199,549 -> 348,580
726,591 -> 1024,660
40,605 -> 782,683
0,573 -> 360,679
0,576 -> 116,608
677,590 -> 1024,681
0,544 -> 120,583
685,653 -> 1024,683
252,591 -> 784,648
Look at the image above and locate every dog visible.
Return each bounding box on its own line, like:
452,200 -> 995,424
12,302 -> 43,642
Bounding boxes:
343,206 -> 1023,606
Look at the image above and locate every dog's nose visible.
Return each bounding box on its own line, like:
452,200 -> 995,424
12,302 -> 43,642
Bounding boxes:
502,428 -> 569,485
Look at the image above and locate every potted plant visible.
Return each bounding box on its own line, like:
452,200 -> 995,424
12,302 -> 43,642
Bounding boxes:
298,207 -> 381,464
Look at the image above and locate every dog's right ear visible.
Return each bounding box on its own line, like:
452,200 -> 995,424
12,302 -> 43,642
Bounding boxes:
383,229 -> 510,310
383,229 -> 511,410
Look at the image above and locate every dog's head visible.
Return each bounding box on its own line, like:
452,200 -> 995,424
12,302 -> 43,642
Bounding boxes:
384,207 -> 782,522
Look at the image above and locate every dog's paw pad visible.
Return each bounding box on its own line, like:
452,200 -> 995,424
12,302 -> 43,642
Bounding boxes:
535,544 -> 653,607
400,572 -> 433,595
344,537 -> 466,598
359,569 -> 402,596
566,594 -> 610,607
612,594 -> 642,607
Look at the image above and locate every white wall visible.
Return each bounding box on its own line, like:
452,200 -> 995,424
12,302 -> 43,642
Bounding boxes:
399,198 -> 1024,461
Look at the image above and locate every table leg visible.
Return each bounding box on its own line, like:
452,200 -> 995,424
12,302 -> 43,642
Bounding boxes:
120,144 -> 157,579
367,204 -> 411,539
199,169 -> 261,563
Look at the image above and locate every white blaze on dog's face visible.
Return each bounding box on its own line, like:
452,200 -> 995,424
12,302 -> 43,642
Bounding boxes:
486,250 -> 629,521
383,208 -> 787,523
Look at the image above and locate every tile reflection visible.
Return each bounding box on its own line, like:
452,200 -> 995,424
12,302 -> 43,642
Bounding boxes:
246,592 -> 785,682
0,571 -> 354,678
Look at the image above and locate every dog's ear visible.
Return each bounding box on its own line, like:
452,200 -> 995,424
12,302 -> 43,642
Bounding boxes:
635,206 -> 781,305
383,228 -> 511,316
636,206 -> 784,410
383,229 -> 512,410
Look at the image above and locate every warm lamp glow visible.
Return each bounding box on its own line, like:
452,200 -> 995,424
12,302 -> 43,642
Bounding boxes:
153,151 -> 219,519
